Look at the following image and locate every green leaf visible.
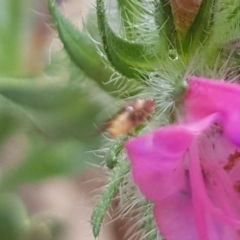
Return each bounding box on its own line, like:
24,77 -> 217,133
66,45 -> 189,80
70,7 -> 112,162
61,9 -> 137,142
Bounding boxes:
0,115 -> 18,146
0,194 -> 28,240
0,138 -> 90,191
182,0 -> 216,54
211,1 -> 240,45
96,0 -> 160,79
0,84 -> 106,189
91,160 -> 129,237
155,0 -> 176,52
117,0 -> 142,39
0,85 -> 103,144
47,0 -> 140,98
116,0 -> 157,42
0,0 -> 31,76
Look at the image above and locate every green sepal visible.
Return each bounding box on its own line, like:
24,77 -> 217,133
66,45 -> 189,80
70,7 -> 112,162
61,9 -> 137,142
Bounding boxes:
96,0 -> 159,79
117,0 -> 156,42
116,0 -> 140,40
182,0 -> 216,54
155,0 -> 177,53
47,0 -> 140,98
211,1 -> 240,45
91,160 -> 129,237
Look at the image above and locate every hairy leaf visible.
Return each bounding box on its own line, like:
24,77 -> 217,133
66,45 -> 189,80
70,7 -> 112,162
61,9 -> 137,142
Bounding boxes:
91,160 -> 129,237
155,0 -> 176,53
47,0 -> 140,97
182,0 -> 216,54
96,0 -> 160,79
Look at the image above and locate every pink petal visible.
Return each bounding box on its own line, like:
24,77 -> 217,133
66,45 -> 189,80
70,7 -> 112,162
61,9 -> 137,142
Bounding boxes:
125,125 -> 193,201
189,140 -> 240,240
198,124 -> 240,200
125,113 -> 240,239
125,114 -> 219,201
185,77 -> 240,146
154,191 -> 199,240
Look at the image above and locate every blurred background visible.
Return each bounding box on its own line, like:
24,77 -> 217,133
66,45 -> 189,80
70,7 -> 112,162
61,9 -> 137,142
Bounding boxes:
0,0 -> 122,239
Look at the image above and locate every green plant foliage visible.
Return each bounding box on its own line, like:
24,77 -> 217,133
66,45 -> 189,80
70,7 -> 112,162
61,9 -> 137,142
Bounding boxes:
0,193 -> 28,240
155,0 -> 176,52
0,0 -> 31,76
0,193 -> 62,240
116,0 -> 159,42
140,202 -> 159,240
0,138 -> 89,191
2,0 -> 240,239
47,0 -> 141,97
22,216 -> 63,240
211,1 -> 240,45
96,0 -> 162,79
0,115 -> 18,145
0,85 -> 103,143
104,136 -> 126,169
116,0 -> 143,39
0,82 -> 106,189
182,0 -> 217,54
91,160 -> 129,237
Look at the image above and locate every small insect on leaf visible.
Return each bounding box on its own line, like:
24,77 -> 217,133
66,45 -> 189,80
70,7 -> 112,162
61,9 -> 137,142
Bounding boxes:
102,98 -> 155,138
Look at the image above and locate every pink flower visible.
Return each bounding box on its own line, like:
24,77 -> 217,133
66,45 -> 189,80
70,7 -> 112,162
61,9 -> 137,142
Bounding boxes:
125,77 -> 240,240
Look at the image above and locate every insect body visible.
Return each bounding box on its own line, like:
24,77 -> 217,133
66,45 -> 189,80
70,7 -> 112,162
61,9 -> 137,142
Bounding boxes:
104,98 -> 155,138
